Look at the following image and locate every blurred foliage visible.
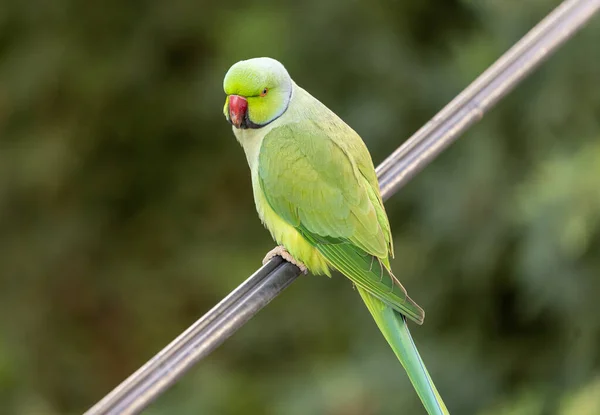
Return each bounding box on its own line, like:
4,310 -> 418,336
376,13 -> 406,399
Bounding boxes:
1,0 -> 599,414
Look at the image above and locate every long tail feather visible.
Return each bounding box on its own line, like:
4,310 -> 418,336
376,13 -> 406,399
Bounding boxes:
357,287 -> 449,415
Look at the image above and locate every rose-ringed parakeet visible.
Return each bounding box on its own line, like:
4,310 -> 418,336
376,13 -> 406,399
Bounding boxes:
223,57 -> 449,414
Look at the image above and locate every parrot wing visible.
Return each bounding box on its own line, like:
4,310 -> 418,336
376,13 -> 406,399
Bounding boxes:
257,121 -> 424,324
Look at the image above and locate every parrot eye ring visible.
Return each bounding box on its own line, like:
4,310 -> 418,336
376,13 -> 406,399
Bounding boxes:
260,87 -> 269,97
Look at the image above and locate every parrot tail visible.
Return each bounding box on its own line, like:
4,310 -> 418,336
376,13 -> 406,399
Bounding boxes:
357,287 -> 449,415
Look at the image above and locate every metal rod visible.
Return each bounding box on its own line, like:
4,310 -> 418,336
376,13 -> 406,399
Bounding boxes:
85,1 -> 600,413
87,256 -> 288,415
375,0 -> 586,180
378,0 -> 600,198
91,257 -> 300,415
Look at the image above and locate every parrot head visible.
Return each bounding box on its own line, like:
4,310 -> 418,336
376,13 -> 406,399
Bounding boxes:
223,57 -> 292,129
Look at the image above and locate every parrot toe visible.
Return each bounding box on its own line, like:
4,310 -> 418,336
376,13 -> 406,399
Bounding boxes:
263,245 -> 308,274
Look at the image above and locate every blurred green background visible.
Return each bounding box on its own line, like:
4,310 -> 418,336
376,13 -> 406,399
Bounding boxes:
1,0 -> 600,414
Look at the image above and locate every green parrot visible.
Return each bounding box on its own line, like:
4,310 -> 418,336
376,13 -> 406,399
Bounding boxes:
223,57 -> 449,414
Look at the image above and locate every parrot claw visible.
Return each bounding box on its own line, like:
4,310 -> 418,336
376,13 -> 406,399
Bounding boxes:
263,246 -> 308,274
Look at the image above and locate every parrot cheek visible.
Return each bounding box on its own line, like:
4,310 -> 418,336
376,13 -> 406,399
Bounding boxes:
228,95 -> 248,129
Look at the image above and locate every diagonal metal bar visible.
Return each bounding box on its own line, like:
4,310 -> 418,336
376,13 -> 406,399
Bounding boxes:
376,0 -> 594,184
377,0 -> 600,198
85,1 -> 600,414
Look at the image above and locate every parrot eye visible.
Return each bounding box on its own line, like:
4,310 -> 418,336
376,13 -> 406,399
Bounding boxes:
260,88 -> 268,97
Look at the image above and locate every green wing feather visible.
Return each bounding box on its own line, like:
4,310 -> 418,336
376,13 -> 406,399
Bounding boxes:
258,121 -> 422,323
258,120 -> 448,414
300,229 -> 424,324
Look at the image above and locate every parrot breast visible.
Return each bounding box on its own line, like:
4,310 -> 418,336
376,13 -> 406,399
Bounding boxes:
251,171 -> 331,276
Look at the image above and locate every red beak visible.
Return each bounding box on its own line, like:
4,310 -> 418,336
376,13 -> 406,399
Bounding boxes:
228,95 -> 248,129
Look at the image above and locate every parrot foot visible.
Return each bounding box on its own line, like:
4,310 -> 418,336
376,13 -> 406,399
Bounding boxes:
263,246 -> 308,274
